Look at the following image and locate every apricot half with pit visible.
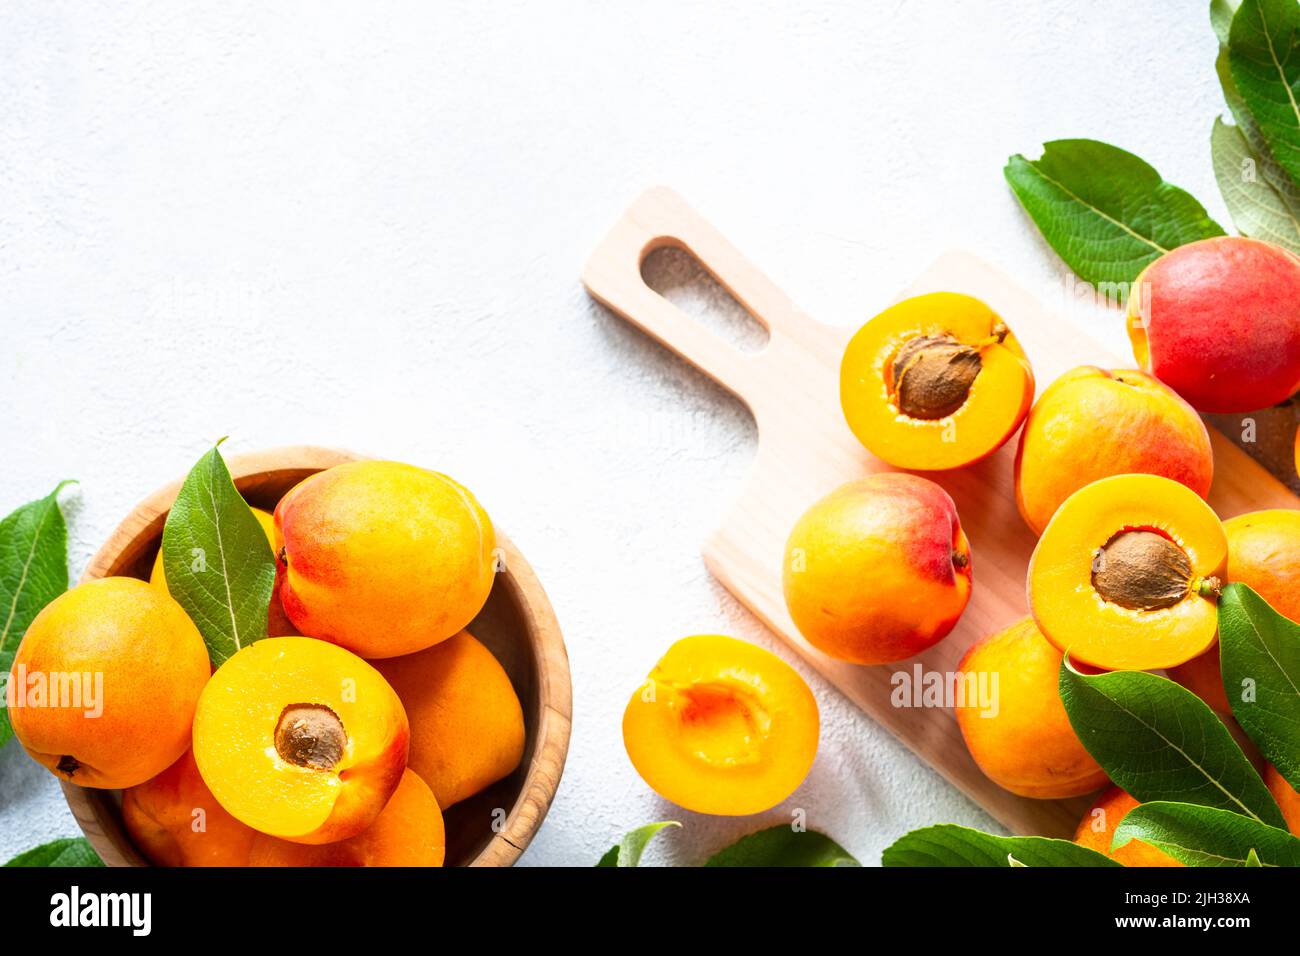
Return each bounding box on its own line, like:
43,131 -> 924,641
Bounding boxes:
622,635 -> 819,816
840,292 -> 1034,470
1028,474 -> 1227,671
192,636 -> 409,844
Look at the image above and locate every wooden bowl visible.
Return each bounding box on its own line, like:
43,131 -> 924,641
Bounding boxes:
60,446 -> 572,867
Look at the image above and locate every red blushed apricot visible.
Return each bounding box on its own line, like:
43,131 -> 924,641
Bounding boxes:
783,473 -> 971,664
122,749 -> 255,867
1074,787 -> 1183,867
955,619 -> 1107,799
191,637 -> 409,845
1128,236 -> 1300,413
1015,367 -> 1212,536
1028,475 -> 1227,671
1265,764 -> 1300,836
622,635 -> 819,816
840,292 -> 1034,470
249,770 -> 445,867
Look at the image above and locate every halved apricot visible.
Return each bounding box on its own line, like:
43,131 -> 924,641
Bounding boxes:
1028,474 -> 1227,671
192,636 -> 409,845
622,635 -> 819,816
840,292 -> 1034,470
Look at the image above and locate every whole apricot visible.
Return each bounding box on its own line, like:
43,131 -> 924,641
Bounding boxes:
1265,764 -> 1300,836
275,461 -> 496,658
249,769 -> 445,867
122,748 -> 256,866
1128,236 -> 1300,412
955,618 -> 1107,799
9,578 -> 210,789
1015,367 -> 1212,535
372,630 -> 525,809
192,636 -> 408,844
622,635 -> 819,816
1074,787 -> 1183,866
783,473 -> 971,664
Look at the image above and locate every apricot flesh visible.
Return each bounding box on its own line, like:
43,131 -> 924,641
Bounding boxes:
622,635 -> 819,816
840,292 -> 1034,470
783,473 -> 971,665
249,769 -> 445,867
1074,787 -> 1183,866
1128,236 -> 1300,413
1014,366 -> 1212,536
191,636 -> 409,844
955,618 -> 1107,799
275,460 -> 496,658
9,578 -> 210,790
372,630 -> 525,809
1028,474 -> 1227,671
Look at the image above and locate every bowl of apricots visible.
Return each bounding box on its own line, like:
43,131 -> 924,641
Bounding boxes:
15,445 -> 570,867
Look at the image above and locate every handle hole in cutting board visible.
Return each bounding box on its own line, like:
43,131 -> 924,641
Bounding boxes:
641,245 -> 770,354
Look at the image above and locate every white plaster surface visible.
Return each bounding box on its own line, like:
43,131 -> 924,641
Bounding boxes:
0,1 -> 1231,866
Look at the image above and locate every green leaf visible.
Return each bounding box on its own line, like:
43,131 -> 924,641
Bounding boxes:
704,825 -> 860,867
1213,117 -> 1300,252
1229,0 -> 1300,188
595,821 -> 680,867
882,825 -> 1118,867
1115,801 -> 1300,867
161,444 -> 275,666
1218,583 -> 1300,791
1060,662 -> 1287,829
4,837 -> 104,867
0,482 -> 74,749
1213,0 -> 1242,46
1246,847 -> 1264,866
1004,139 -> 1225,288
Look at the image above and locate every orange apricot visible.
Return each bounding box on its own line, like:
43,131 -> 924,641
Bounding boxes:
783,473 -> 971,664
1074,787 -> 1183,866
955,618 -> 1107,799
1014,367 -> 1212,536
622,635 -> 819,816
372,630 -> 524,809
1165,646 -> 1231,715
1028,474 -> 1227,671
275,460 -> 496,658
249,769 -> 445,867
840,292 -> 1034,470
9,578 -> 210,789
1265,764 -> 1300,836
122,748 -> 256,867
192,636 -> 408,844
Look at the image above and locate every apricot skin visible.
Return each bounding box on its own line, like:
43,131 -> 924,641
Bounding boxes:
275,461 -> 496,658
122,749 -> 256,867
372,630 -> 525,809
1074,787 -> 1183,866
955,619 -> 1107,799
783,473 -> 971,665
9,578 -> 210,790
1128,236 -> 1300,413
1015,367 -> 1212,536
1265,764 -> 1300,836
249,770 -> 445,867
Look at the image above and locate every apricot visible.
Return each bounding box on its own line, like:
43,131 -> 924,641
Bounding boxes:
955,618 -> 1107,799
9,578 -> 210,790
840,292 -> 1034,470
1265,764 -> 1300,836
275,460 -> 496,658
122,749 -> 255,867
1014,367 -> 1212,536
249,769 -> 445,867
192,636 -> 408,844
372,630 -> 524,809
622,635 -> 819,816
1073,787 -> 1183,866
1128,236 -> 1300,413
783,473 -> 971,664
1028,474 -> 1227,671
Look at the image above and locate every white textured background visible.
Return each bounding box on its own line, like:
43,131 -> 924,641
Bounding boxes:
0,1 -> 1229,866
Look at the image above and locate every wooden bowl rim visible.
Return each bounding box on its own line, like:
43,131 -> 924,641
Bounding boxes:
60,445 -> 572,867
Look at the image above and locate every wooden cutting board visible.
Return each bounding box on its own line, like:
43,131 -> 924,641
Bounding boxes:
582,186 -> 1300,837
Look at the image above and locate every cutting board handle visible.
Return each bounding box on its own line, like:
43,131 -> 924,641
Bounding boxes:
582,187 -> 815,411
